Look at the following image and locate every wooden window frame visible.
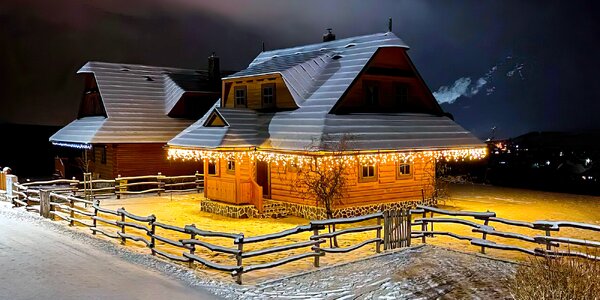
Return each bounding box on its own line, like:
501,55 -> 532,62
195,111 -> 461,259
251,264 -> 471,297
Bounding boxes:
101,146 -> 107,165
234,86 -> 247,108
363,81 -> 380,106
207,161 -> 219,176
261,83 -> 276,108
395,83 -> 409,107
396,162 -> 413,179
226,160 -> 236,174
358,163 -> 378,182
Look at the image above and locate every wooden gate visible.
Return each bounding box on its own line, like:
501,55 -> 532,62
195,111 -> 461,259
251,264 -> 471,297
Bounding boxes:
383,209 -> 411,250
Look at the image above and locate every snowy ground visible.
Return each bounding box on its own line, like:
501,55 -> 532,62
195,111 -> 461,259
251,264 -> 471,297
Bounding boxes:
222,245 -> 516,300
0,201 -> 222,300
1,199 -> 519,299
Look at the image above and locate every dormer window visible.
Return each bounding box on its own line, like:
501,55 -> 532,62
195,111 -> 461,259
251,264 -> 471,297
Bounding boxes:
364,82 -> 379,106
234,86 -> 247,108
262,83 -> 276,108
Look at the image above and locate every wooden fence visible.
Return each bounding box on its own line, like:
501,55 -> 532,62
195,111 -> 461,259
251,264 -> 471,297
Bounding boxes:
8,181 -> 600,284
17,172 -> 204,199
9,184 -> 386,284
412,205 -> 600,260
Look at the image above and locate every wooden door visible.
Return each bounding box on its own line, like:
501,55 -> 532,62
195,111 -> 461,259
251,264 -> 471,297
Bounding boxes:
256,161 -> 270,198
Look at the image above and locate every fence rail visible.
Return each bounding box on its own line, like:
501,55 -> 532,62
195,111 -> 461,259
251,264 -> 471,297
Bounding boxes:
412,205 -> 600,260
10,171 -> 204,201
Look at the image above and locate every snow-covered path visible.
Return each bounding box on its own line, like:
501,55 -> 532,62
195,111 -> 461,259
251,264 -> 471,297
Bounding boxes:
0,203 -> 218,300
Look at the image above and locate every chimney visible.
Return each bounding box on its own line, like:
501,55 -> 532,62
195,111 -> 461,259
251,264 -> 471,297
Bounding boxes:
208,52 -> 220,91
322,28 -> 336,42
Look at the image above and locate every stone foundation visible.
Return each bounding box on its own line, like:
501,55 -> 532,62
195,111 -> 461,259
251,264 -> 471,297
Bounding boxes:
201,197 -> 437,220
200,199 -> 258,218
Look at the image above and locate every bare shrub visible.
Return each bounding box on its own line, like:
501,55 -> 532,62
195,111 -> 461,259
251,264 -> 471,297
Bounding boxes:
509,252 -> 600,300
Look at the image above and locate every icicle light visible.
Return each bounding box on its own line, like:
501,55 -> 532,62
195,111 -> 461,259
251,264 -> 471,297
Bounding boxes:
167,147 -> 487,167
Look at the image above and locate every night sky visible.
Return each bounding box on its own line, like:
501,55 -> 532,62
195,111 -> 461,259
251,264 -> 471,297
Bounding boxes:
1,0 -> 598,139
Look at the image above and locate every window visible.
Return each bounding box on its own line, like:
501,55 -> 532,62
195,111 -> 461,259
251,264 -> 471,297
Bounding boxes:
395,84 -> 408,107
364,82 -> 379,106
359,163 -> 377,182
234,86 -> 247,107
262,83 -> 276,108
207,161 -> 218,176
90,147 -> 96,163
101,146 -> 107,164
227,160 -> 235,174
397,163 -> 412,179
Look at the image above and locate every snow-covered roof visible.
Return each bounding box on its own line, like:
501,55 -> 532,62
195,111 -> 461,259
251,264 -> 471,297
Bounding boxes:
169,32 -> 483,152
51,61 -> 219,145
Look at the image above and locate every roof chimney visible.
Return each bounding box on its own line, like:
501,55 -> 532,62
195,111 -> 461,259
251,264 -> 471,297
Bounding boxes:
322,28 -> 336,42
208,52 -> 220,91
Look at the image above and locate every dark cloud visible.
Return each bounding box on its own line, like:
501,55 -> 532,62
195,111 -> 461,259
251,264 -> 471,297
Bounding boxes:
1,0 -> 598,139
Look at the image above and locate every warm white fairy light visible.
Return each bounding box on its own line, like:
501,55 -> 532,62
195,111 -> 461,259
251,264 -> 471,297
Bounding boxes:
168,147 -> 488,166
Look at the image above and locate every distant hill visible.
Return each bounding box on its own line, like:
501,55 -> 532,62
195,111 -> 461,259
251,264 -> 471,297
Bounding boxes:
0,123 -> 61,179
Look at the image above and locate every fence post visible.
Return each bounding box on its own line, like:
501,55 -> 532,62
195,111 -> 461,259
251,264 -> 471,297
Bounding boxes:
545,229 -> 552,251
92,200 -> 98,235
157,172 -> 163,196
188,224 -> 196,268
120,207 -> 126,244
236,234 -> 244,285
69,198 -> 75,226
195,171 -> 201,193
376,215 -> 382,253
383,211 -> 389,250
40,190 -> 51,218
421,209 -> 427,244
116,175 -> 121,199
481,214 -> 490,254
150,219 -> 156,255
71,177 -> 78,197
407,209 -> 412,247
313,226 -> 321,267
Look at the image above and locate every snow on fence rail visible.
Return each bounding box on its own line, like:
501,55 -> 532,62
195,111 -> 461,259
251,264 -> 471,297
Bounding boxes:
411,205 -> 600,260
11,171 -> 204,200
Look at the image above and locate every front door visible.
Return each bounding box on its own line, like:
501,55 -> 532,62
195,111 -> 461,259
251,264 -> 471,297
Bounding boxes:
256,161 -> 270,198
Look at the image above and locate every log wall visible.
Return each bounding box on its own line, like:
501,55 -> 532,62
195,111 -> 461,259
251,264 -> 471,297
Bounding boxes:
222,74 -> 297,110
89,143 -> 201,179
205,156 -> 435,209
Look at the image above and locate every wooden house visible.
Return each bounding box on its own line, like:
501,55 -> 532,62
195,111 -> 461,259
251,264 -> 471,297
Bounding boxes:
51,56 -> 227,179
167,32 -> 486,218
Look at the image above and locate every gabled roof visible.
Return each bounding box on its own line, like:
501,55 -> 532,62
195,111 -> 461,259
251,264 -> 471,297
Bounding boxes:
51,61 -> 218,145
169,101 -> 270,149
225,32 -> 409,107
169,32 -> 483,152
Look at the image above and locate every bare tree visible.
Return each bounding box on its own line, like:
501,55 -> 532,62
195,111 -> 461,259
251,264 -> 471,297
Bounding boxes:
282,134 -> 353,247
421,158 -> 450,205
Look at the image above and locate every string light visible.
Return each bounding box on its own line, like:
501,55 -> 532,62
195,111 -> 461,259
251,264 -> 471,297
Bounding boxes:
167,147 -> 488,167
52,142 -> 92,150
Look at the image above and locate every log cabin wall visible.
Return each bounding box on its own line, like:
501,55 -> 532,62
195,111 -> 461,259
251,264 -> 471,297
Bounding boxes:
89,144 -> 116,179
89,143 -> 201,179
222,74 -> 297,110
269,157 -> 435,208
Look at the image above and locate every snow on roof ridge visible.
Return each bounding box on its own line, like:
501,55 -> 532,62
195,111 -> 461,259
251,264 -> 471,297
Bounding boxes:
259,32 -> 395,56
